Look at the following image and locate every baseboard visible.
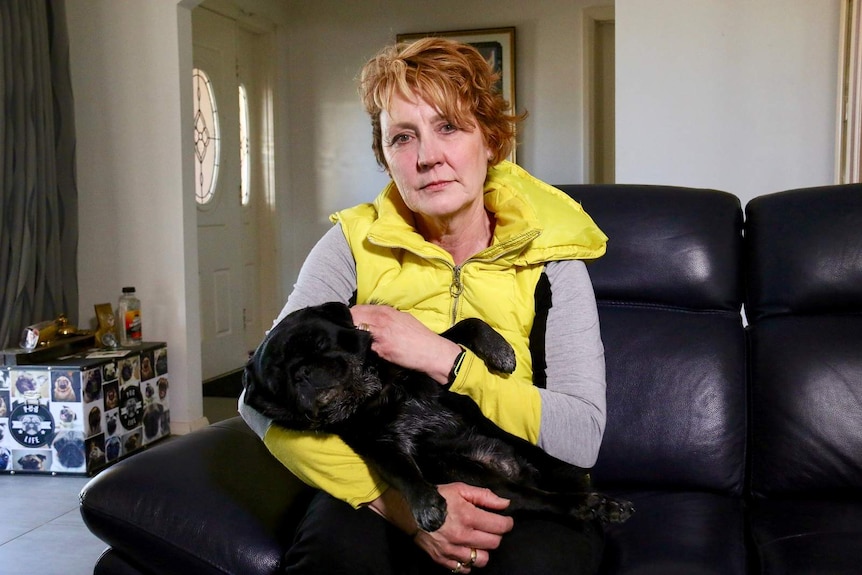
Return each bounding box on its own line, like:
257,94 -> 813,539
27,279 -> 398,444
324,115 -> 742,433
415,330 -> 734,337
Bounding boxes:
170,416 -> 210,435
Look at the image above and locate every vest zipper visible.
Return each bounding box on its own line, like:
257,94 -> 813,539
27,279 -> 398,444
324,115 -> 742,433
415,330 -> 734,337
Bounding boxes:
449,264 -> 464,325
367,229 -> 540,325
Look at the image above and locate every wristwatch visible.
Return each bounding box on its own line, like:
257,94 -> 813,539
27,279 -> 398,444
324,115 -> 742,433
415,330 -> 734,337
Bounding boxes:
447,348 -> 467,385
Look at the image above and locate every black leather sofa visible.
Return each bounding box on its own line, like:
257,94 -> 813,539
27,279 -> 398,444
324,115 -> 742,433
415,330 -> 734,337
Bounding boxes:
79,184 -> 862,575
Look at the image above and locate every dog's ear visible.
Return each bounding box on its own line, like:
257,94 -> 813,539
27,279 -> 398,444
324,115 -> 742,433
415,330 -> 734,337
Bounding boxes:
317,301 -> 353,326
241,359 -> 264,407
242,347 -> 307,428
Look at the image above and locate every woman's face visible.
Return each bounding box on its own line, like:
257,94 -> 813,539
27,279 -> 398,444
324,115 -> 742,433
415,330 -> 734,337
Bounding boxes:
380,92 -> 491,222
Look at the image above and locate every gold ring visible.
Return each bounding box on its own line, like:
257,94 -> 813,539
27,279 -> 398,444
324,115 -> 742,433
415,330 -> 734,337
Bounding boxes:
452,561 -> 463,573
467,548 -> 477,566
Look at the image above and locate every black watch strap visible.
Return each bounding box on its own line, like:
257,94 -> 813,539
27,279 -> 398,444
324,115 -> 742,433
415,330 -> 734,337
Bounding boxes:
447,348 -> 467,385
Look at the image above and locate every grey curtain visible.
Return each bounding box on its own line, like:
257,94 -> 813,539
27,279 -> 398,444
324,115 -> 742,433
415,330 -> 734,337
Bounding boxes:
0,0 -> 78,349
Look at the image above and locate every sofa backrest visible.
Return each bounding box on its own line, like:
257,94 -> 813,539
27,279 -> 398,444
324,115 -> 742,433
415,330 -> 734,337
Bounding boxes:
745,184 -> 862,499
559,185 -> 746,495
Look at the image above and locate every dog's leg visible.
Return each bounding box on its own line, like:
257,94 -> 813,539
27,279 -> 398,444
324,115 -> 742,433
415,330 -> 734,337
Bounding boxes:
347,440 -> 449,532
441,319 -> 516,374
482,480 -> 634,525
423,448 -> 631,525
439,391 -> 592,491
436,391 -> 634,524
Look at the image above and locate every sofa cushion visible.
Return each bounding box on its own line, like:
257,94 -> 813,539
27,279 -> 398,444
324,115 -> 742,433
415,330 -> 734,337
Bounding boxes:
600,490 -> 748,575
93,549 -> 150,575
749,499 -> 862,575
80,417 -> 314,575
749,316 -> 862,499
594,306 -> 746,494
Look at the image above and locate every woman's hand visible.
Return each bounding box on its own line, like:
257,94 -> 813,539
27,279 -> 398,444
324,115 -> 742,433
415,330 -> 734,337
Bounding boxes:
350,304 -> 462,384
413,483 -> 514,572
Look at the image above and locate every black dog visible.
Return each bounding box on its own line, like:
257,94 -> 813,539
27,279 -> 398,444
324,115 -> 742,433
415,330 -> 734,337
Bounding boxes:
243,302 -> 633,532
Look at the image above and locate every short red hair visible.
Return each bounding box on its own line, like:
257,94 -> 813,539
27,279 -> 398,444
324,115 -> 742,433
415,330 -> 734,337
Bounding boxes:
358,37 -> 523,168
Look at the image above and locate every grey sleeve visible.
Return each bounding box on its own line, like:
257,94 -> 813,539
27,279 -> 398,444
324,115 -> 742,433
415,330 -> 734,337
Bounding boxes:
271,224 -> 357,328
239,224 -> 357,439
536,259 -> 607,468
243,230 -> 607,462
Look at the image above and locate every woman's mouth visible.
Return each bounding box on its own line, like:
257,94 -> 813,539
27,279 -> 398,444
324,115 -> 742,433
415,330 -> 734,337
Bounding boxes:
421,180 -> 451,192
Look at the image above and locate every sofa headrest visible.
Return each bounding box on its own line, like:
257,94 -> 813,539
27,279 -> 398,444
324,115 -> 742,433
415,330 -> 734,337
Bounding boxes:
745,184 -> 862,322
557,185 -> 743,312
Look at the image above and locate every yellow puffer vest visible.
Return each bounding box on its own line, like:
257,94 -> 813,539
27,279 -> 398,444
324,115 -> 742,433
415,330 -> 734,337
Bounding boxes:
331,161 -> 607,390
264,162 -> 607,508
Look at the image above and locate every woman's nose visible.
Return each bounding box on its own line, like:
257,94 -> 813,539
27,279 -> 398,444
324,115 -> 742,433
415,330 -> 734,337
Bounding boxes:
417,135 -> 443,169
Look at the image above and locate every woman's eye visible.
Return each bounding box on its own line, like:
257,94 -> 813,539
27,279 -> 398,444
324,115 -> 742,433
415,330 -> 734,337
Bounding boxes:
441,123 -> 457,134
389,133 -> 412,146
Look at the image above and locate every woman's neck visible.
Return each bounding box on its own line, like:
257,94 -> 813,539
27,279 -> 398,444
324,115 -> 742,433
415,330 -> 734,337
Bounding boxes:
417,206 -> 495,266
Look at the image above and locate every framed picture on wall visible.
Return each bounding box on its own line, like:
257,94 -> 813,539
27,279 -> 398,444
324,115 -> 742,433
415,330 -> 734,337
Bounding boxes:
397,27 -> 517,163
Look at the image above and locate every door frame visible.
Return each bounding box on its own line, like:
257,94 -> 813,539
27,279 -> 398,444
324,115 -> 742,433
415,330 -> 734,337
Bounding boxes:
193,0 -> 280,378
582,6 -> 616,184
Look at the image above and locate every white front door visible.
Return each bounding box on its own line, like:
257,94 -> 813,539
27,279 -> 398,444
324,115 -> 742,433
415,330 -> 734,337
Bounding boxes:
236,24 -> 268,355
193,8 -> 247,380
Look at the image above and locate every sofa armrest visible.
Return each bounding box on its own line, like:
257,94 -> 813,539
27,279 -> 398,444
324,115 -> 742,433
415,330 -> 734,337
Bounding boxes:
80,417 -> 314,575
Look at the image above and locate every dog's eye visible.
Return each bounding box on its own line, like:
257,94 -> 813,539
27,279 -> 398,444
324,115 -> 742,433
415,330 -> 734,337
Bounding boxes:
314,336 -> 329,352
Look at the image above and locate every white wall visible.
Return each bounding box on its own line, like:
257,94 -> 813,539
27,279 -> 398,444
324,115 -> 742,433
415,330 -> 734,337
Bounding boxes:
67,0 -> 206,432
615,0 -> 842,206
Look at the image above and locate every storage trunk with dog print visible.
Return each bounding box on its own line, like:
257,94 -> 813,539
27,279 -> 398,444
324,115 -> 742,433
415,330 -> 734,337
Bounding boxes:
0,343 -> 170,475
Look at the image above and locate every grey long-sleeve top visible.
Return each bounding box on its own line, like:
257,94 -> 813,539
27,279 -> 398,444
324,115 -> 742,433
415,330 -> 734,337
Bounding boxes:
240,225 -> 606,468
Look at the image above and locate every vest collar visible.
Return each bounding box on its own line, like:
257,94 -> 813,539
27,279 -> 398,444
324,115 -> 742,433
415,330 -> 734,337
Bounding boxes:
363,161 -> 606,265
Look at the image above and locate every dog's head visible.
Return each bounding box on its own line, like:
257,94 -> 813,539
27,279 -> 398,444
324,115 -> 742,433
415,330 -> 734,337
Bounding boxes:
243,302 -> 378,431
141,356 -> 153,379
54,432 -> 85,469
106,412 -> 117,435
142,402 -> 164,438
55,375 -> 72,392
18,454 -> 46,470
60,405 -> 78,424
83,370 -> 102,402
157,377 -> 169,400
104,386 -> 118,409
15,373 -> 37,396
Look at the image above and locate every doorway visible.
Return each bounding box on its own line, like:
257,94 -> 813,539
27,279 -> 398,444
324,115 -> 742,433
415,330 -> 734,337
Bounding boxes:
192,6 -> 277,382
584,6 -> 616,184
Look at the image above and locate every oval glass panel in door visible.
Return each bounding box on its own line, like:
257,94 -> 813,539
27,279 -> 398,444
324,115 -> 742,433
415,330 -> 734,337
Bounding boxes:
193,67 -> 220,205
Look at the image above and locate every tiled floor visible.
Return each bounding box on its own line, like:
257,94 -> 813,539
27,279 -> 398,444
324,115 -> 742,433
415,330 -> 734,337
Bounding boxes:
0,474 -> 105,575
0,397 -> 239,575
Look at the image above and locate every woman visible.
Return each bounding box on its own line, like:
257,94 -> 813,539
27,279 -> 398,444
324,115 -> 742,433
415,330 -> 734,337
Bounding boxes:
240,37 -> 609,574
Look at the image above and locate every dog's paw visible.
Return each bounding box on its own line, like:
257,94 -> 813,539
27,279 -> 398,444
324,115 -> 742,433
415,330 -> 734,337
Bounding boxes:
442,319 -> 516,374
413,492 -> 448,532
575,493 -> 635,525
483,342 -> 516,374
